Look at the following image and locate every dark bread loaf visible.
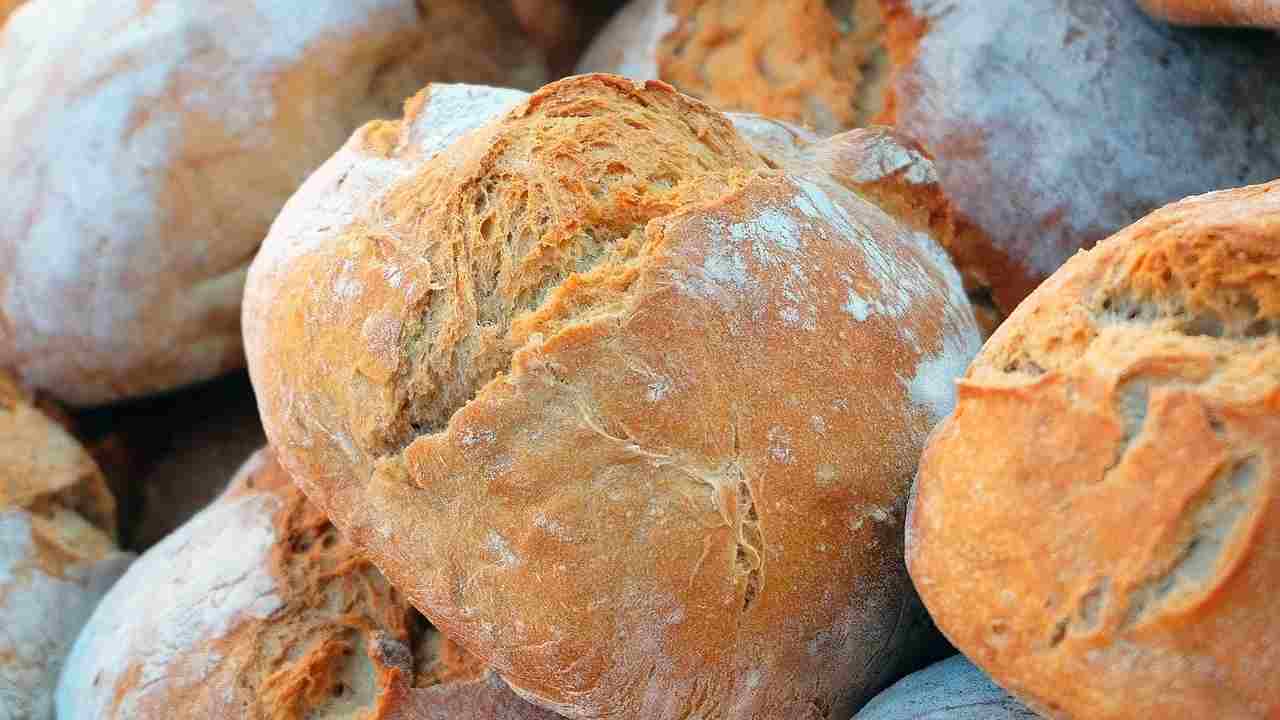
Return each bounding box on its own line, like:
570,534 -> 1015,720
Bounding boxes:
244,75 -> 979,719
908,181 -> 1280,719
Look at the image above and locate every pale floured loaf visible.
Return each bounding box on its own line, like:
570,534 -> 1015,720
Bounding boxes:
0,372 -> 132,720
578,0 -> 1280,323
853,655 -> 1040,720
1137,0 -> 1280,27
57,447 -> 559,720
244,74 -> 980,719
908,181 -> 1280,718
0,0 -> 548,406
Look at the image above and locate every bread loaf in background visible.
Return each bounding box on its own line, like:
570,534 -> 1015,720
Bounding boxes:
579,0 -> 1280,324
853,655 -> 1040,720
0,0 -> 549,407
1137,0 -> 1280,27
57,447 -> 559,720
244,74 -> 979,719
0,372 -> 132,720
908,180 -> 1280,718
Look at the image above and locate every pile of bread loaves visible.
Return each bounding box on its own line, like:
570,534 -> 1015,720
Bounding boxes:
0,1 -> 1275,719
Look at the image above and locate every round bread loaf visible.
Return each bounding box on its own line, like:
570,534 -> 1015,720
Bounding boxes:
579,0 -> 1280,320
0,372 -> 132,720
0,0 -> 548,406
57,447 -> 559,720
1137,0 -> 1280,27
907,181 -> 1280,718
853,655 -> 1039,720
244,74 -> 980,719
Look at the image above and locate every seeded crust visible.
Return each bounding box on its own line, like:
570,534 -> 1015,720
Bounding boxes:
57,447 -> 557,720
0,370 -> 131,720
245,75 -> 979,719
908,181 -> 1280,719
854,655 -> 1038,720
1137,0 -> 1280,27
0,0 -> 548,406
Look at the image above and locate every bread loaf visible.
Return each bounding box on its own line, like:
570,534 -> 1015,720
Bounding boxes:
0,0 -> 23,26
907,180 -> 1280,718
1137,0 -> 1280,27
853,655 -> 1039,720
57,447 -> 559,719
579,0 -> 1280,321
0,372 -> 131,720
0,0 -> 548,406
244,74 -> 980,719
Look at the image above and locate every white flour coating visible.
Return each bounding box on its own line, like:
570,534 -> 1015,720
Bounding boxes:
56,492 -> 282,719
898,0 -> 1280,279
0,510 -> 131,720
854,654 -> 1038,719
244,84 -> 527,365
847,133 -> 938,185
574,0 -> 678,80
484,530 -> 521,568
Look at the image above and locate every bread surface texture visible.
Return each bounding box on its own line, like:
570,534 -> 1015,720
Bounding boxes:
854,655 -> 1039,720
0,372 -> 131,720
1137,0 -> 1280,27
244,74 -> 980,719
56,447 -> 558,720
0,0 -> 547,406
577,0 -> 887,136
908,180 -> 1280,719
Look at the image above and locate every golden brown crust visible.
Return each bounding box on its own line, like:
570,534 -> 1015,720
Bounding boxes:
578,0 -> 889,136
908,181 -> 1280,719
246,75 -> 980,719
1137,0 -> 1280,27
59,447 -> 554,719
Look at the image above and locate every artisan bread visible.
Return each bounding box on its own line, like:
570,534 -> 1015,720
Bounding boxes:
579,0 -> 1280,321
907,181 -> 1280,718
854,655 -> 1039,720
1137,0 -> 1280,27
577,0 -> 885,136
0,372 -> 132,720
57,447 -> 558,720
245,74 -> 980,719
0,0 -> 548,406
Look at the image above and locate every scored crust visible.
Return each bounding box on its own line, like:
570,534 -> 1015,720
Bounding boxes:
1136,0 -> 1280,27
907,181 -> 1280,718
246,75 -> 979,719
57,447 -> 557,720
0,0 -> 547,406
0,371 -> 131,720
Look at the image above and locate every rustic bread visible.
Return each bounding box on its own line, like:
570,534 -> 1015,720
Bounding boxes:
1137,0 -> 1280,27
0,0 -> 22,25
0,0 -> 548,406
577,0 -> 886,136
854,655 -> 1039,720
245,74 -> 980,719
0,372 -> 132,720
579,0 -> 1280,322
57,447 -> 558,719
907,180 -> 1280,719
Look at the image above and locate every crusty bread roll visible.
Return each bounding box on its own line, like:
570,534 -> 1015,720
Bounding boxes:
58,447 -> 558,719
0,0 -> 548,407
1137,0 -> 1280,27
854,655 -> 1039,720
244,74 -> 980,719
579,0 -> 1280,321
0,372 -> 132,720
908,180 -> 1280,719
577,0 -> 886,137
